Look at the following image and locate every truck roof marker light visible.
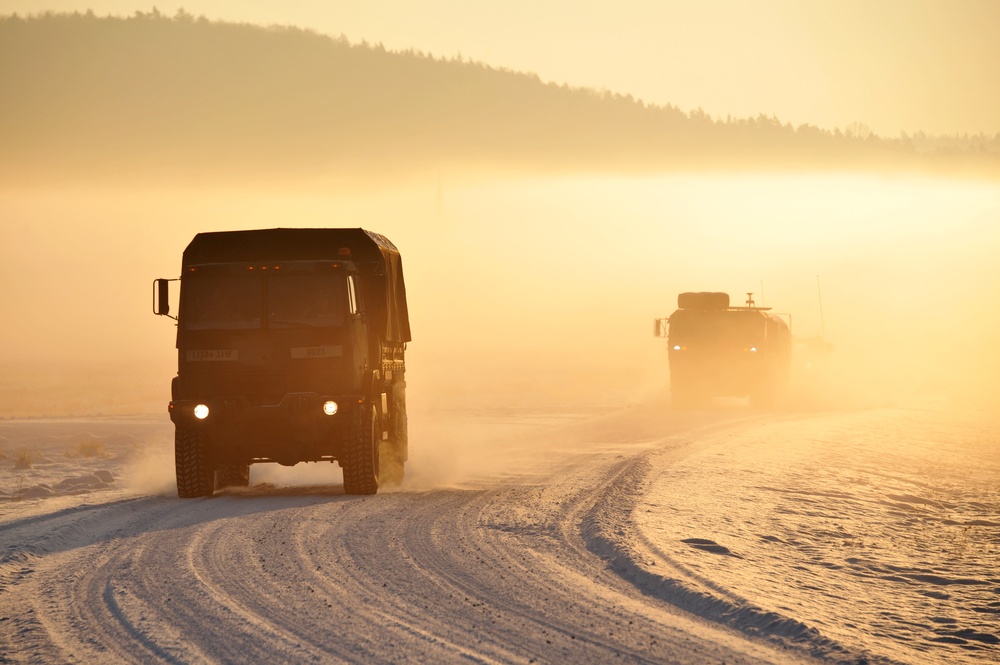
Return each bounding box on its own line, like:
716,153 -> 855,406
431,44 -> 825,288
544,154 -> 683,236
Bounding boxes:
338,248 -> 352,258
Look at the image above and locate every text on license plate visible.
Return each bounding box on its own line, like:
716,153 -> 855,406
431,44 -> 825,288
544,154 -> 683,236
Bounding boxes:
186,349 -> 238,362
291,345 -> 343,359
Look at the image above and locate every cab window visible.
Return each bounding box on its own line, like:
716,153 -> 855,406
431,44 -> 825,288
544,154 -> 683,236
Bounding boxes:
347,275 -> 358,315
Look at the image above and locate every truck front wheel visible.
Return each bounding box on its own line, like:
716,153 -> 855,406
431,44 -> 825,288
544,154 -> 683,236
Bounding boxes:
175,427 -> 215,498
342,404 -> 379,495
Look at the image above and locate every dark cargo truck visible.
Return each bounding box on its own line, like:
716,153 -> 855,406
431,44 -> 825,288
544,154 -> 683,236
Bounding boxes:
654,292 -> 790,408
153,228 -> 410,497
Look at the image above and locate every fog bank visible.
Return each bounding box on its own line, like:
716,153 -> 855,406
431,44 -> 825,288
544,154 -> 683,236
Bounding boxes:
1,172 -> 997,419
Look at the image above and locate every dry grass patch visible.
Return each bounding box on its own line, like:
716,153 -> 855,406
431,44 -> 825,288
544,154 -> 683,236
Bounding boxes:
70,438 -> 108,459
13,448 -> 35,469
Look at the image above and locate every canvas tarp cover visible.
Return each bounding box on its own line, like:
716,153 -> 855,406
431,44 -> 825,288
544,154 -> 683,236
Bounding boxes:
182,228 -> 411,343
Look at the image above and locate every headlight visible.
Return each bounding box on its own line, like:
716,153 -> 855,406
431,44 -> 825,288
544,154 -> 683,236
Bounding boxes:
194,404 -> 210,419
323,400 -> 338,416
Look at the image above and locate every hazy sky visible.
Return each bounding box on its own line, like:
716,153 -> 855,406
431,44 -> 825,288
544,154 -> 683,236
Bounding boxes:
2,0 -> 998,137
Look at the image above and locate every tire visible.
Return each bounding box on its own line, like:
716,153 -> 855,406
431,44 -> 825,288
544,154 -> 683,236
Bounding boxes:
342,403 -> 379,495
216,463 -> 251,489
393,379 -> 408,463
175,427 -> 215,498
379,438 -> 405,488
379,385 -> 407,487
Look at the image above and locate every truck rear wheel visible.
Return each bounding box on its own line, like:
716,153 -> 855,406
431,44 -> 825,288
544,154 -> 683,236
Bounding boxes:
379,387 -> 407,487
378,440 -> 405,487
216,463 -> 251,489
343,404 -> 379,495
175,427 -> 215,498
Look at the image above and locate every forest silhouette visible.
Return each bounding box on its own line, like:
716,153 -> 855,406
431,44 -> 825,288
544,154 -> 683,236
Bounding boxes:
2,10 -> 999,184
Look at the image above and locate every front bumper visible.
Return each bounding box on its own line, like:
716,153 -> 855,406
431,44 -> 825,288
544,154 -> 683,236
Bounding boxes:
169,392 -> 364,462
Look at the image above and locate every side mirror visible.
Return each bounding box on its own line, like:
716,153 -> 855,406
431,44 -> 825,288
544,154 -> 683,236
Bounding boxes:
153,278 -> 171,316
653,318 -> 671,338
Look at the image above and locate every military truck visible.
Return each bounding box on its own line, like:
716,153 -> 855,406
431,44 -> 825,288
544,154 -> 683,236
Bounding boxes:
153,228 -> 410,497
654,292 -> 790,408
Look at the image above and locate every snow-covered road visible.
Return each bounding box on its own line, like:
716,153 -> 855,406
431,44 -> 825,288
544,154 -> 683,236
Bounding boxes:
1,404 -> 996,664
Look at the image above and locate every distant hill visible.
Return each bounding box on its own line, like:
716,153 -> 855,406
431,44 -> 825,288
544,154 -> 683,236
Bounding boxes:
1,11 -> 998,184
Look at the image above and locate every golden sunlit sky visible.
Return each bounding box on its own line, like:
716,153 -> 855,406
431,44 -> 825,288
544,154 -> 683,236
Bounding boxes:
2,0 -> 999,137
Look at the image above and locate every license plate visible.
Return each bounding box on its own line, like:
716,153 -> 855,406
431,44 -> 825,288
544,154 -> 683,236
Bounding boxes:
186,349 -> 238,362
291,345 -> 343,359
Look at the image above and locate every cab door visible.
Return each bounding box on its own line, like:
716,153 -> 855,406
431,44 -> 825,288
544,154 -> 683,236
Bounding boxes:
346,274 -> 369,392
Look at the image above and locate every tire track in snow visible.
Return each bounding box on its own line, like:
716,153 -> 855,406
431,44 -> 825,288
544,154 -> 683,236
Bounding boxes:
278,464 -> 805,664
579,445 -> 897,664
292,493 -> 518,664
2,409 -> 831,664
1,500 -> 183,664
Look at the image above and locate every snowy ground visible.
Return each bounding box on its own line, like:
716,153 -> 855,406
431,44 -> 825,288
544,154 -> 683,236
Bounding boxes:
630,406 -> 1000,664
0,400 -> 997,664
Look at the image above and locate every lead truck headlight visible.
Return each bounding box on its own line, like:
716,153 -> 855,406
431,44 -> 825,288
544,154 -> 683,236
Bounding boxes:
323,400 -> 338,416
194,404 -> 210,419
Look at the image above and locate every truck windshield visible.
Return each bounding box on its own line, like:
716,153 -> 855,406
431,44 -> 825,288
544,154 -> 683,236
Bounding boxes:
268,273 -> 346,328
183,274 -> 262,330
182,272 -> 347,330
670,311 -> 762,347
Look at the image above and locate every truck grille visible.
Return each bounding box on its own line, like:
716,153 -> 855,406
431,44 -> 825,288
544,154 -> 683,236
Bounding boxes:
178,368 -> 338,405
